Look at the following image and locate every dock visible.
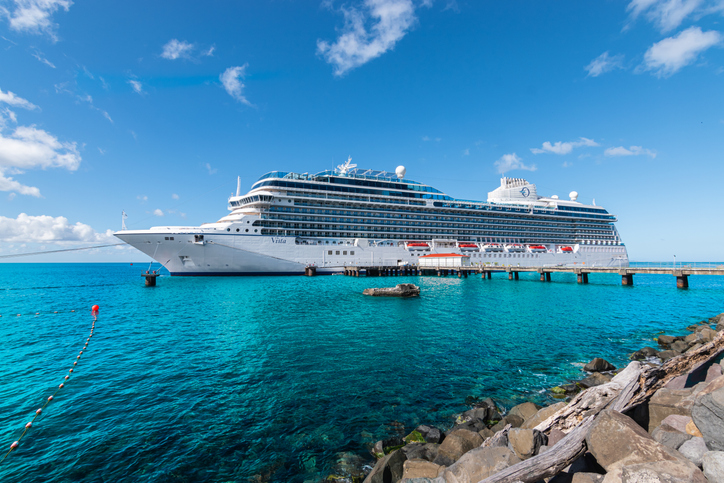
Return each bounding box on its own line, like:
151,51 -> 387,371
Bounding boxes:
341,265 -> 724,288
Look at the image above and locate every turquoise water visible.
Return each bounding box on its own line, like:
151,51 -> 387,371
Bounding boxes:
0,263 -> 722,482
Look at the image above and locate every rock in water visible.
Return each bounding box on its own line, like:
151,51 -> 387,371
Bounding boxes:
582,358 -> 615,372
363,284 -> 420,297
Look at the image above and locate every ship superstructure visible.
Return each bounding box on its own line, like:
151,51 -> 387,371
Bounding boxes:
115,160 -> 628,275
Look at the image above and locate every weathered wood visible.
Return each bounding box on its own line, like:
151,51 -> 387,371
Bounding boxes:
477,417 -> 594,483
479,330 -> 724,483
622,329 -> 724,412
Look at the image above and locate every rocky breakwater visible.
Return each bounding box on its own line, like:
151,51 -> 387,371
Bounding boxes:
341,312 -> 724,483
363,284 -> 420,298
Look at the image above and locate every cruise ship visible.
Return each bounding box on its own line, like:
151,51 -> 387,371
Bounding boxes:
114,159 -> 628,275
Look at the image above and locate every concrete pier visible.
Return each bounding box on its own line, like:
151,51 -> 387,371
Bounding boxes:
335,264 -> 724,288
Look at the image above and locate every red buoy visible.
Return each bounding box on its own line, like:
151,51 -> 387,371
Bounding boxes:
91,305 -> 99,313
59,383 -> 64,388
36,408 -> 42,415
64,375 -> 69,380
48,396 -> 53,401
25,422 -> 32,428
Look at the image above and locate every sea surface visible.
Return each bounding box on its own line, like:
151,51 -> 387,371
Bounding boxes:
0,263 -> 722,482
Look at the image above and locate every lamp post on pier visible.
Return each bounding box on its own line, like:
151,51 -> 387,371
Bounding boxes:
674,255 -> 676,270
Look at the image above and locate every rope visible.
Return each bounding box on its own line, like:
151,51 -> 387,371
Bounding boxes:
0,309 -> 97,465
0,244 -> 125,259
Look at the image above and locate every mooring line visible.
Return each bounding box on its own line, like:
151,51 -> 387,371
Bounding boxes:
0,305 -> 99,466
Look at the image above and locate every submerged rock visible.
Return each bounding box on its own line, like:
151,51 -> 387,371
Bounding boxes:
363,284 -> 420,297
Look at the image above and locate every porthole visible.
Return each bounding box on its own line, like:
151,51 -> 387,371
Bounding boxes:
245,229 -> 249,232
227,228 -> 230,232
236,228 -> 240,232
254,229 -> 257,232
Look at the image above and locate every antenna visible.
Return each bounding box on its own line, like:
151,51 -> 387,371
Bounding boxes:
121,210 -> 128,231
337,156 -> 357,175
236,176 -> 241,197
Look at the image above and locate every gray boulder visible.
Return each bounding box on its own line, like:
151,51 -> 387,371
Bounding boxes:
660,414 -> 692,433
522,402 -> 567,429
702,451 -> 724,483
477,427 -> 494,440
630,346 -> 659,360
700,327 -> 717,342
415,425 -> 444,444
658,334 -> 677,347
657,350 -> 677,361
401,459 -> 444,480
671,340 -> 689,353
443,446 -> 520,483
402,443 -> 440,462
579,372 -> 613,389
586,409 -> 706,481
507,428 -> 547,460
508,401 -> 540,422
601,460 -> 707,482
651,423 -> 692,450
678,437 -> 708,467
583,358 -> 615,372
691,375 -> 724,451
571,474 -> 604,483
489,414 -> 523,433
364,448 -> 407,483
432,429 -> 482,467
648,383 -> 705,431
472,397 -> 502,421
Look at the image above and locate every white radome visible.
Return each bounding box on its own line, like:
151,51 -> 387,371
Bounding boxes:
569,191 -> 579,201
396,166 -> 406,179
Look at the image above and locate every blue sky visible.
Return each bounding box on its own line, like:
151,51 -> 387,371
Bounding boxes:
1,0 -> 723,262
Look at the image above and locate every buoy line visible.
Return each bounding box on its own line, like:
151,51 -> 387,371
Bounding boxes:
0,305 -> 100,466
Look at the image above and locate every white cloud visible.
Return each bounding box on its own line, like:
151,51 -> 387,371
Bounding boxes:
220,65 -> 252,105
0,88 -> 38,110
153,209 -> 164,217
137,195 -> 147,202
0,101 -> 80,197
3,0 -> 73,41
204,162 -> 217,175
203,46 -> 215,57
642,26 -> 722,77
530,137 -> 599,155
422,135 -> 441,142
562,161 -> 573,168
0,125 -> 81,171
627,0 -> 703,32
317,0 -> 417,76
98,147 -> 105,155
31,50 -> 55,68
0,213 -> 113,244
604,145 -> 657,158
462,148 -> 469,156
171,193 -> 179,200
128,79 -> 143,94
161,39 -> 194,60
585,52 -> 625,77
494,153 -> 536,174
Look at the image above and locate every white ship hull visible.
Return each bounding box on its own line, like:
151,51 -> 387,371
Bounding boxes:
115,231 -> 629,276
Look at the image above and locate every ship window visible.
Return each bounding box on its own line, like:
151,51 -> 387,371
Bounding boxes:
227,228 -> 230,232
328,251 -> 332,255
170,237 -> 174,240
343,251 -> 347,255
351,251 -> 355,255
336,251 -> 340,255
164,237 -> 169,240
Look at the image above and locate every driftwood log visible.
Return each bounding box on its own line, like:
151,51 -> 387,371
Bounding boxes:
475,329 -> 724,483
